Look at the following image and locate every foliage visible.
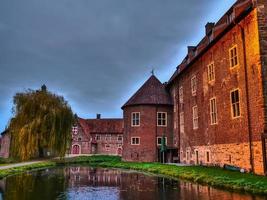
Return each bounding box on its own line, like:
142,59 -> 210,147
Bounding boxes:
0,157 -> 16,164
9,85 -> 74,161
0,161 -> 56,179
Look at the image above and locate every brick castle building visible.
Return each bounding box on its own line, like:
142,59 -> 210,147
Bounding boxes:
71,115 -> 123,156
60,0 -> 267,175
165,0 -> 267,175
1,0 -> 266,175
121,75 -> 177,162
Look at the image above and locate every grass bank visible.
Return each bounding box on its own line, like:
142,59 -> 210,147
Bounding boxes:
0,161 -> 56,179
1,155 -> 267,195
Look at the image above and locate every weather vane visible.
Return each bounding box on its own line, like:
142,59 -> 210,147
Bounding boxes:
151,68 -> 155,76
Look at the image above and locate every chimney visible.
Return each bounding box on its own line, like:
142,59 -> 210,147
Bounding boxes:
96,114 -> 101,119
187,46 -> 196,54
205,22 -> 215,35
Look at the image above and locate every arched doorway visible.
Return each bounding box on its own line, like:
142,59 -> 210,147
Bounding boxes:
72,145 -> 80,154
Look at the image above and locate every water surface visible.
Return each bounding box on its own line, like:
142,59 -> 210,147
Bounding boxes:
0,166 -> 266,200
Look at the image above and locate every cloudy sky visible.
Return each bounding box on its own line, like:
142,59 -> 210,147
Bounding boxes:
0,0 -> 236,132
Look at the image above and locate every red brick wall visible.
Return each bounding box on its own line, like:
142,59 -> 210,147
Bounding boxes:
122,105 -> 173,162
0,134 -> 10,158
70,118 -> 123,156
171,9 -> 265,174
90,133 -> 123,155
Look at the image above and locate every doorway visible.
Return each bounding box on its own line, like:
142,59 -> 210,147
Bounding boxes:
72,145 -> 80,154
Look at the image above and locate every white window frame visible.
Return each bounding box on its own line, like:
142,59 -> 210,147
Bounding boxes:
105,144 -> 110,151
131,137 -> 140,145
105,134 -> 111,141
117,135 -> 123,142
131,112 -> 140,127
230,89 -> 241,118
191,75 -> 197,96
179,86 -> 183,103
210,97 -> 218,125
192,106 -> 198,130
157,112 -> 167,127
229,45 -> 239,68
179,112 -> 185,134
96,134 -> 101,141
72,126 -> 78,135
207,62 -> 215,82
156,137 -> 167,146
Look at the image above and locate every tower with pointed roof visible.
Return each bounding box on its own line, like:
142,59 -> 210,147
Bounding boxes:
121,75 -> 177,162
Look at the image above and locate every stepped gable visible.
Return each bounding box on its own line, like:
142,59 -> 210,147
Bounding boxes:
122,75 -> 173,109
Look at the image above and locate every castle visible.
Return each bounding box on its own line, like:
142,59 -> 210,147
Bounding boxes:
1,0 -> 267,175
71,0 -> 267,175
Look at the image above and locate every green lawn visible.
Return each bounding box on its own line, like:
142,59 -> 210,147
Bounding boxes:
1,155 -> 267,195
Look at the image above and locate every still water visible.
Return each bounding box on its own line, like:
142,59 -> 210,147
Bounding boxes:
0,166 -> 266,200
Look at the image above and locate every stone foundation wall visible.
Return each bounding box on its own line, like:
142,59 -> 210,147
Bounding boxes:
180,141 -> 264,175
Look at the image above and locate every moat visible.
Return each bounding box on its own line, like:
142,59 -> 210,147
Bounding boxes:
0,166 -> 266,200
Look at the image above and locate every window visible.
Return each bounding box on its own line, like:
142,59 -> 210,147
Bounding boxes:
229,45 -> 238,68
179,112 -> 185,134
96,135 -> 101,141
105,144 -> 110,151
206,151 -> 211,163
179,86 -> 183,103
195,150 -> 199,165
157,112 -> 167,126
157,137 -> 167,146
131,137 -> 140,145
131,112 -> 140,126
72,126 -> 78,135
186,150 -> 190,161
191,76 -> 197,96
210,98 -> 218,125
207,62 -> 215,82
231,89 -> 241,118
117,135 -> 123,142
78,137 -> 82,141
192,106 -> 198,129
105,134 -> 111,141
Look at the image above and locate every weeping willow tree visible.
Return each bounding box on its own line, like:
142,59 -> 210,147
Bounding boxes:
9,85 -> 74,161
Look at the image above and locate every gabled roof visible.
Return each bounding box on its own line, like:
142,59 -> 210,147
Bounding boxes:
78,118 -> 124,135
122,75 -> 173,109
0,129 -> 9,136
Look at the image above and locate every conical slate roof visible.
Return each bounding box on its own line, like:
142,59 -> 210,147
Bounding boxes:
122,75 -> 173,109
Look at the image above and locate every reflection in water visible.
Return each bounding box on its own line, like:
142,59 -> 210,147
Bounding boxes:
0,166 -> 266,200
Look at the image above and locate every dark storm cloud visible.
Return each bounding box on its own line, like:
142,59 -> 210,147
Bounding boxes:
0,0 -> 235,130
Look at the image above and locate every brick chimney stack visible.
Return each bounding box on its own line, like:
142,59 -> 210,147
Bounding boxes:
205,22 -> 215,35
